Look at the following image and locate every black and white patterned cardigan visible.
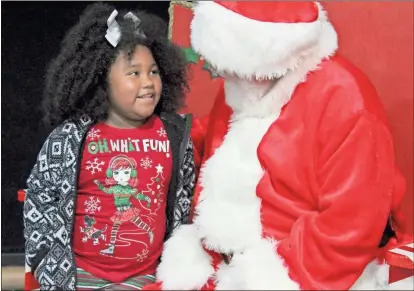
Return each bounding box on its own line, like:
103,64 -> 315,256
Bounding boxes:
23,113 -> 196,290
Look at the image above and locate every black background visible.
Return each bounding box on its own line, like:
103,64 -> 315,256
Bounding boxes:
1,1 -> 170,253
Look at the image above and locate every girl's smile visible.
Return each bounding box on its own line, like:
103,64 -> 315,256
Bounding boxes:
107,45 -> 162,129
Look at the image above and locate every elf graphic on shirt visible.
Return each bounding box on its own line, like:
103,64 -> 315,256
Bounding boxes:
94,155 -> 154,256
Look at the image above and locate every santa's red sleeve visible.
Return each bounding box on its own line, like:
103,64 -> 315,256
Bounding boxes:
275,110 -> 406,290
191,115 -> 209,171
190,81 -> 227,171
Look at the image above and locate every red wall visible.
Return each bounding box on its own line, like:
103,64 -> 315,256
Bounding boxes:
324,1 -> 413,234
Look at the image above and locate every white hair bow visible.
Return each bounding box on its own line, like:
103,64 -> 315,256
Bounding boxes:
105,10 -> 146,47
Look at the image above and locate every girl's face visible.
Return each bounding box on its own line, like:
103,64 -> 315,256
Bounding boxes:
113,167 -> 132,185
108,45 -> 162,124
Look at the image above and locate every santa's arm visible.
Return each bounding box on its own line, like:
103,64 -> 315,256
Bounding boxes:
191,115 -> 209,171
271,111 -> 403,290
191,80 -> 228,171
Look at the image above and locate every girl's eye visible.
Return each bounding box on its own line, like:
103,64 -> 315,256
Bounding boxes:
125,171 -> 130,175
114,171 -> 119,175
150,69 -> 160,75
128,71 -> 139,76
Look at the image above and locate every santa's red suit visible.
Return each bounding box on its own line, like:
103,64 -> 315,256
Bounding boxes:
155,1 -> 408,290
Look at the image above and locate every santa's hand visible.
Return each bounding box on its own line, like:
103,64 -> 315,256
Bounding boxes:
215,238 -> 299,290
157,224 -> 214,290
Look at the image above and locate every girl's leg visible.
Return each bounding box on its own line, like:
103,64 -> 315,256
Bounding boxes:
100,221 -> 121,255
130,216 -> 154,243
119,274 -> 156,290
76,268 -> 114,290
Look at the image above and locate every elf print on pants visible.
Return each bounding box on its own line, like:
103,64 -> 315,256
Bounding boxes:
94,155 -> 154,256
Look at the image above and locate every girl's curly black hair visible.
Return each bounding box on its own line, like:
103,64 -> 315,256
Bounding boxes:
42,2 -> 189,127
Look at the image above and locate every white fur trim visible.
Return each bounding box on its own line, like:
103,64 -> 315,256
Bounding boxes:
223,41 -> 323,119
156,224 -> 214,290
193,114 -> 276,254
192,0 -> 337,250
214,262 -> 245,290
190,1 -> 338,79
351,260 -> 390,290
215,238 -> 300,290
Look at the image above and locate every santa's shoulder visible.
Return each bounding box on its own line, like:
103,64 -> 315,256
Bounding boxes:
298,55 -> 387,122
308,55 -> 377,93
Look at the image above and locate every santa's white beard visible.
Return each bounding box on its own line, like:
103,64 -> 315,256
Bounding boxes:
221,74 -> 279,101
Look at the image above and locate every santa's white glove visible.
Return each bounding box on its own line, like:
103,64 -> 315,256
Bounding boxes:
157,224 -> 214,290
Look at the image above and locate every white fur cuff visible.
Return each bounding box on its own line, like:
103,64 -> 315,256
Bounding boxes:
157,224 -> 214,290
216,238 -> 300,290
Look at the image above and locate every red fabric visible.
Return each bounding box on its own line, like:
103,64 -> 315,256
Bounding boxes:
389,267 -> 414,284
24,272 -> 40,291
191,115 -> 209,172
110,206 -> 141,222
189,55 -> 407,290
387,238 -> 414,284
17,189 -> 26,202
214,1 -> 318,23
386,238 -> 414,270
73,116 -> 172,283
190,79 -> 227,172
141,282 -> 162,290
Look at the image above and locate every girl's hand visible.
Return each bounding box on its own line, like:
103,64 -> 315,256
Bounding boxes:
136,193 -> 148,201
145,196 -> 151,208
146,196 -> 151,203
136,193 -> 152,205
94,180 -> 104,190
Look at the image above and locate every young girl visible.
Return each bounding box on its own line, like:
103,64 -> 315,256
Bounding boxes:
23,3 -> 195,290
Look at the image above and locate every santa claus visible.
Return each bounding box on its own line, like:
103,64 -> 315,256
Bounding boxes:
156,1 -> 408,290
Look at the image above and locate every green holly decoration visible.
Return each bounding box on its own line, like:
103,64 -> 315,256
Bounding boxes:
182,46 -> 199,64
181,46 -> 218,79
202,61 -> 219,79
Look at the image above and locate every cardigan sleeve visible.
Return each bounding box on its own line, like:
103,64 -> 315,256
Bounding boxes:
23,125 -> 65,275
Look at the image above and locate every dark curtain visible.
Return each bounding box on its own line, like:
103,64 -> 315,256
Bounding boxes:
1,1 -> 170,254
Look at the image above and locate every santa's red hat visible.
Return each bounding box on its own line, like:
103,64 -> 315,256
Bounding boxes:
190,1 -> 338,79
